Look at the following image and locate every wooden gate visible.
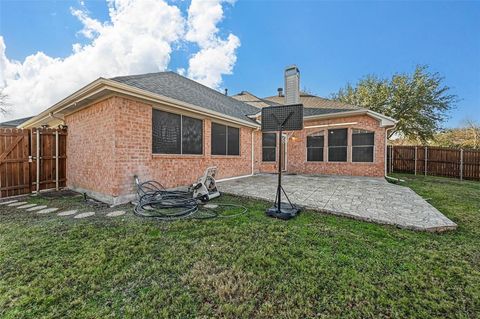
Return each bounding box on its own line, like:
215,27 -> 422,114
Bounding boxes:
0,128 -> 67,198
0,129 -> 30,197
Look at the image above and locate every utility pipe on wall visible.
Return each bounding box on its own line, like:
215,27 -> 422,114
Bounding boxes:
251,129 -> 255,175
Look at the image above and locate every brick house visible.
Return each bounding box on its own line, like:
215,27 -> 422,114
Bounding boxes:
20,66 -> 396,205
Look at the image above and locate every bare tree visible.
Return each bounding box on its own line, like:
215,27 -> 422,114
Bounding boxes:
464,119 -> 479,149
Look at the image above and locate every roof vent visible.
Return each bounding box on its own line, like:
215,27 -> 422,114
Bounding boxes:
284,65 -> 300,104
277,88 -> 283,97
224,88 -> 228,96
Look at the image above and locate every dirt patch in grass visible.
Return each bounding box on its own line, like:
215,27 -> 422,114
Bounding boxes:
182,260 -> 258,317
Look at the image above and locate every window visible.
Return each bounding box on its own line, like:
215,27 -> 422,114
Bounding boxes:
352,129 -> 374,162
307,131 -> 324,162
211,123 -> 240,156
328,128 -> 347,162
152,109 -> 203,155
262,133 -> 276,162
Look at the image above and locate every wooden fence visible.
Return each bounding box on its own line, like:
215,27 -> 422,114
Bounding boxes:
387,145 -> 480,181
0,128 -> 67,198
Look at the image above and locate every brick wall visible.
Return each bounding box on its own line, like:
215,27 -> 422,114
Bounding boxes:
286,115 -> 386,177
66,97 -> 117,197
66,96 -> 254,203
113,96 -> 254,198
66,96 -> 387,204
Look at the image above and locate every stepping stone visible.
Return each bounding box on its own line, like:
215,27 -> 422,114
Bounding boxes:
106,210 -> 125,217
0,200 -> 18,205
27,205 -> 48,211
36,208 -> 59,214
204,204 -> 218,209
74,212 -> 95,219
8,201 -> 28,207
17,204 -> 38,209
57,210 -> 78,216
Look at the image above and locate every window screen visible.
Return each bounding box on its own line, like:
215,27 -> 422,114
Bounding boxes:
352,129 -> 374,162
211,123 -> 240,156
152,109 -> 203,155
182,116 -> 203,154
328,128 -> 347,162
211,123 -> 227,155
228,127 -> 240,156
307,132 -> 324,162
152,109 -> 181,154
262,133 -> 276,162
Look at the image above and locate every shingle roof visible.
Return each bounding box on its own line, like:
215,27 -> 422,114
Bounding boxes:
231,91 -> 280,108
110,72 -> 260,123
303,108 -> 357,116
0,116 -> 34,128
263,92 -> 361,110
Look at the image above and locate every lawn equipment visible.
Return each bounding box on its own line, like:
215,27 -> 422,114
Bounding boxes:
132,168 -> 247,221
189,166 -> 221,201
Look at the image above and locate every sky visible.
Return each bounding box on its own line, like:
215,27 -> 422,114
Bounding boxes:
0,0 -> 479,127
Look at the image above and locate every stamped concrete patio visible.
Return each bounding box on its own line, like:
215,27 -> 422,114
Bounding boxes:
218,174 -> 457,232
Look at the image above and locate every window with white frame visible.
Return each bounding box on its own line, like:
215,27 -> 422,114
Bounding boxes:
352,129 -> 374,162
262,133 -> 276,162
328,128 -> 348,162
211,123 -> 240,156
306,131 -> 324,162
152,109 -> 203,154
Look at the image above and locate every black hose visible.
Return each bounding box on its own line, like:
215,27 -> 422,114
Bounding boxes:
133,178 -> 247,221
133,180 -> 198,220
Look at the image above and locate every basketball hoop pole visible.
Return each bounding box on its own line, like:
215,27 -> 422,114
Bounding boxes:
269,112 -> 298,218
277,125 -> 283,212
262,104 -> 302,220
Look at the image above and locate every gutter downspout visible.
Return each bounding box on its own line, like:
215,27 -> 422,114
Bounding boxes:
251,128 -> 255,175
384,126 -> 402,182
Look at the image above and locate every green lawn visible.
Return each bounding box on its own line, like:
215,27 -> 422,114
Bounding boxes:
0,174 -> 479,318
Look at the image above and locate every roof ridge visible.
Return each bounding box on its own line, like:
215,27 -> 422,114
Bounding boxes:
111,71 -> 258,109
110,71 -> 169,81
165,71 -> 244,103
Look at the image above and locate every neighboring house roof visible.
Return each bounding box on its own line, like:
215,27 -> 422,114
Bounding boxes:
0,116 -> 34,128
263,92 -> 360,110
111,72 -> 260,123
303,108 -> 357,116
231,91 -> 280,108
235,90 -> 396,127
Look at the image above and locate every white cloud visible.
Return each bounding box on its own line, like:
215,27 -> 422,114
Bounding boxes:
0,0 -> 240,121
185,0 -> 240,89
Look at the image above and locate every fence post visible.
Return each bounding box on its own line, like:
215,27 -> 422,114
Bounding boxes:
460,149 -> 463,181
36,129 -> 40,193
414,146 -> 417,175
424,146 -> 428,176
55,130 -> 59,191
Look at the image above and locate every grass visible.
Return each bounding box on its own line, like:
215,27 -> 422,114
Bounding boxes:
0,174 -> 479,318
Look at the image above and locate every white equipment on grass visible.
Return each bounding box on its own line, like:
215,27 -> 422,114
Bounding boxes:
190,167 -> 221,201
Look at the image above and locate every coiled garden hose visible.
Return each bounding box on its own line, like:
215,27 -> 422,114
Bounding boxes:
132,177 -> 247,221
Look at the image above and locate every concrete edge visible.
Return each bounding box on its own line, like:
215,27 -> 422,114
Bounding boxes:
221,191 -> 458,233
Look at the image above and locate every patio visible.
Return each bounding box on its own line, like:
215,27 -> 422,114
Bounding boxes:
218,174 -> 457,232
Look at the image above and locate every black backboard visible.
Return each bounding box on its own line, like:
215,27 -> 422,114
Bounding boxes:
261,104 -> 304,132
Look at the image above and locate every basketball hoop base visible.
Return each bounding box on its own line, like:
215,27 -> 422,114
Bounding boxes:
266,203 -> 301,220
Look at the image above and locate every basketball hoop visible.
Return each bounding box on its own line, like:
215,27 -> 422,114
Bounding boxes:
261,104 -> 304,220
